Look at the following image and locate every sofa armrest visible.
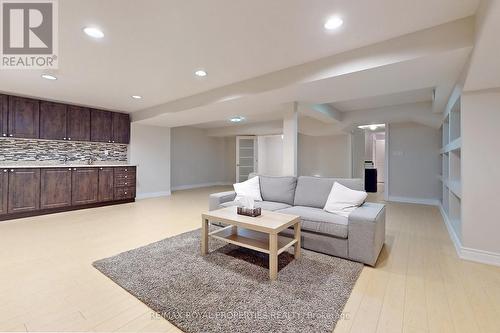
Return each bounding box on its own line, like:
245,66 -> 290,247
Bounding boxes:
208,191 -> 237,211
348,202 -> 386,266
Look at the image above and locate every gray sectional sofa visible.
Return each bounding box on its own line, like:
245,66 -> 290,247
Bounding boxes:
209,175 -> 386,266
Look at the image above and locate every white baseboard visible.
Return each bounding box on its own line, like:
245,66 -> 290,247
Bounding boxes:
171,182 -> 232,191
439,204 -> 500,267
387,196 -> 440,206
136,191 -> 171,200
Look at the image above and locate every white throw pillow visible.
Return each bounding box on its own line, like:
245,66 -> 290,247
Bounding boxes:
324,182 -> 367,217
233,176 -> 263,202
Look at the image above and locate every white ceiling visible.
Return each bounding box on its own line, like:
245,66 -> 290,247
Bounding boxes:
0,0 -> 479,113
330,88 -> 434,112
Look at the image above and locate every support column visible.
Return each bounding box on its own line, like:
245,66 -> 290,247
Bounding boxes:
282,102 -> 298,176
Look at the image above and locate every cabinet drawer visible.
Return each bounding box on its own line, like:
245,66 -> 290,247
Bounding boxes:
114,166 -> 136,175
114,177 -> 135,187
114,187 -> 135,200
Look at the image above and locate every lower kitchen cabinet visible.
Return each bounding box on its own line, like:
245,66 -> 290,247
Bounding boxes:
98,167 -> 114,202
7,168 -> 40,214
41,168 -> 72,209
0,166 -> 136,221
71,168 -> 99,205
0,169 -> 8,214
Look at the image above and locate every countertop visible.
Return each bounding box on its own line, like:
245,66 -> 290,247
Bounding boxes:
0,163 -> 136,169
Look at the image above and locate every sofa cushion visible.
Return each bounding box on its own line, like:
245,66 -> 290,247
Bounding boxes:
294,176 -> 364,208
221,200 -> 292,211
277,206 -> 348,239
259,176 -> 297,205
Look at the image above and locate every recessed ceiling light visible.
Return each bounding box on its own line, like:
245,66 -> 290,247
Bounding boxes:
41,74 -> 57,80
195,70 -> 207,77
358,124 -> 385,131
324,16 -> 343,30
229,116 -> 245,123
83,27 -> 104,39
131,95 -> 142,99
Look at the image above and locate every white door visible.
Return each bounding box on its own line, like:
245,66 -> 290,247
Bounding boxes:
236,136 -> 257,182
374,139 -> 385,183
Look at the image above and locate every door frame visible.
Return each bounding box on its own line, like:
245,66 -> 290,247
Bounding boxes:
236,136 -> 257,182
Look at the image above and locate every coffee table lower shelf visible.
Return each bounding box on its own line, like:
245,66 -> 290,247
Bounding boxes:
209,226 -> 298,255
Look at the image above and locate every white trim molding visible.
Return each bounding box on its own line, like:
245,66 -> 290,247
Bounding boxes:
136,191 -> 172,200
439,204 -> 500,267
387,196 -> 440,206
171,182 -> 232,191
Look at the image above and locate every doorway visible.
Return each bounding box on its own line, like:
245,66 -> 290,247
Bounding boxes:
236,136 -> 257,182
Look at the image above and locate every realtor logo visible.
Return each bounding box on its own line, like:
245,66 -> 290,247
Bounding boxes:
1,0 -> 58,69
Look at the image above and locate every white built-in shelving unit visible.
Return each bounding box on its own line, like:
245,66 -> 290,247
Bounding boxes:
440,95 -> 462,238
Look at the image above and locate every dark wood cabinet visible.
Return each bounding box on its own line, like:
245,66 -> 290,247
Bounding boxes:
40,168 -> 72,209
0,169 -> 8,215
98,167 -> 114,202
91,109 -> 112,143
40,102 -> 67,140
71,168 -> 98,205
112,113 -> 130,144
0,166 -> 136,222
67,106 -> 90,141
7,168 -> 40,213
0,94 -> 8,137
8,96 -> 40,138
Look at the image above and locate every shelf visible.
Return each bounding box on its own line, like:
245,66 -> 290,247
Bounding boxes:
440,137 -> 462,154
448,180 -> 462,199
210,227 -> 297,255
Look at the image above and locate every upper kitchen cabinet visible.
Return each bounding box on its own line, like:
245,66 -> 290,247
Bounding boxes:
0,94 -> 7,137
112,113 -> 130,144
40,101 -> 67,140
8,96 -> 40,138
67,106 -> 90,141
90,109 -> 112,143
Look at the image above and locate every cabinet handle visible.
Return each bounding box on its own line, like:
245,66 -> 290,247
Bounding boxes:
124,175 -> 127,178
2,133 -> 6,137
3,169 -> 7,172
63,137 -> 67,140
73,168 -> 76,171
10,169 -> 14,172
100,167 -> 103,170
9,134 -> 13,137
68,168 -> 72,171
124,192 -> 128,194
68,138 -> 71,141
125,182 -> 128,185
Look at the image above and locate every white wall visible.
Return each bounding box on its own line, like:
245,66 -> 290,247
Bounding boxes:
351,130 -> 365,179
298,133 -> 350,178
282,106 -> 298,176
129,123 -> 171,198
387,122 -> 441,203
171,127 -> 235,189
257,135 -> 284,176
461,91 -> 500,255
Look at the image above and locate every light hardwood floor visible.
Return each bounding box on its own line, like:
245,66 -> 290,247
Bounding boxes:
1,186 -> 499,333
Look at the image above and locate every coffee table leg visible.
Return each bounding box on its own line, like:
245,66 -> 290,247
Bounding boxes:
269,233 -> 278,281
294,221 -> 301,259
201,218 -> 209,255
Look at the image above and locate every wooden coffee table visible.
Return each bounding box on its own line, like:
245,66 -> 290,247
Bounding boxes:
201,206 -> 301,281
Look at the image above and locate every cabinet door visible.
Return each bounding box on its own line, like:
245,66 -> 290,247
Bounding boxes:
67,106 -> 90,141
40,101 -> 67,140
0,94 -> 7,138
0,169 -> 8,215
98,167 -> 114,202
40,168 -> 72,209
90,109 -> 112,143
71,168 -> 98,205
8,168 -> 41,213
8,96 -> 40,138
112,113 -> 130,144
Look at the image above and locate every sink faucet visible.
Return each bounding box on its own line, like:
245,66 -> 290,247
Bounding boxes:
87,155 -> 95,165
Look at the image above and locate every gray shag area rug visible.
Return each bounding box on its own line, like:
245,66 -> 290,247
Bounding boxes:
93,228 -> 363,333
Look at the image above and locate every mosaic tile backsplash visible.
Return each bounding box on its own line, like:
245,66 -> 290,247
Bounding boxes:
0,138 -> 128,164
